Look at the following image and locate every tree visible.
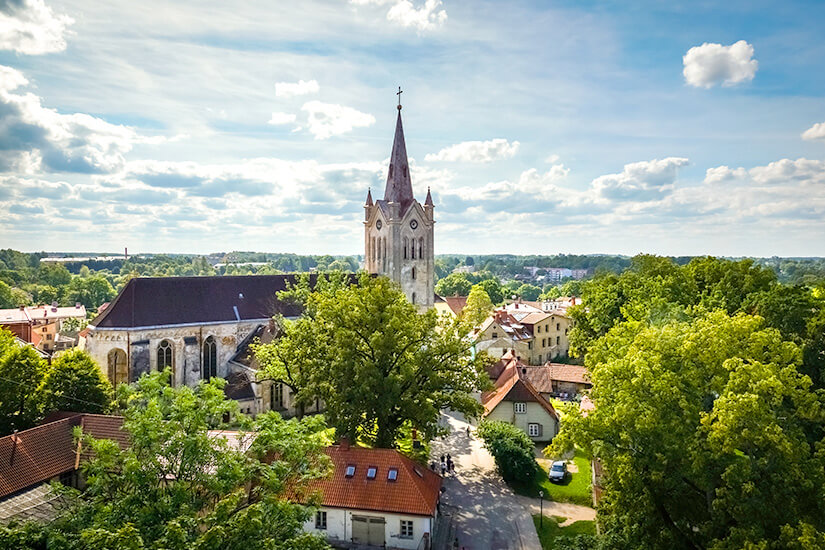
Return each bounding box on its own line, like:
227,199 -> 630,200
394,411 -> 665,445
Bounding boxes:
476,420 -> 539,483
516,283 -> 541,301
462,285 -> 494,328
0,280 -> 30,308
37,263 -> 72,287
0,371 -> 332,550
39,349 -> 112,415
465,256 -> 475,266
435,272 -> 473,297
0,343 -> 47,435
263,273 -> 488,448
477,278 -> 504,305
549,311 -> 825,549
66,275 -> 115,309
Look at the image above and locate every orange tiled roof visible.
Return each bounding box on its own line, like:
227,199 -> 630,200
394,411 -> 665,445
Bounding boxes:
0,414 -> 127,499
520,364 -> 591,392
444,296 -> 468,316
301,446 -> 442,517
481,358 -> 559,421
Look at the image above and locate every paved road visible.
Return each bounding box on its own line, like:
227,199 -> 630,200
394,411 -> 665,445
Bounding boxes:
515,495 -> 596,524
430,412 -> 542,550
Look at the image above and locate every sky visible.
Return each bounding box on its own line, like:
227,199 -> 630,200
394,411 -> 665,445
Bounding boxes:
0,0 -> 824,257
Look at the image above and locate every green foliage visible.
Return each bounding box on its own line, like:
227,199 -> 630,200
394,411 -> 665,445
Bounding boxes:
520,449 -> 591,506
435,272 -> 473,297
39,349 -> 112,415
477,277 -> 504,304
517,283 -> 542,301
1,371 -> 333,549
66,275 -> 115,309
476,420 -> 539,483
462,285 -> 494,328
532,515 -> 596,550
550,311 -> 825,549
0,341 -> 47,434
257,273 -> 488,448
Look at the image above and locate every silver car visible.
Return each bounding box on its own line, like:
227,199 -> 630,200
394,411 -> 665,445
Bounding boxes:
549,461 -> 567,483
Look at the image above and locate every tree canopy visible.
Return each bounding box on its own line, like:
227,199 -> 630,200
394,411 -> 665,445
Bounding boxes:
256,273 -> 489,448
0,371 -> 333,550
38,349 -> 113,415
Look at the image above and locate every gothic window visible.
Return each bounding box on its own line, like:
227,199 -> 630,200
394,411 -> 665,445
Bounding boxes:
412,292 -> 416,304
419,237 -> 424,258
412,267 -> 416,280
411,240 -> 415,259
157,340 -> 173,371
376,237 -> 381,260
202,336 -> 217,380
403,237 -> 408,259
107,348 -> 128,386
271,382 -> 284,410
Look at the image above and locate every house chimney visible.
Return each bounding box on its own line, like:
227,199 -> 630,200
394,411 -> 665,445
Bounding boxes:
75,302 -> 81,309
339,437 -> 350,451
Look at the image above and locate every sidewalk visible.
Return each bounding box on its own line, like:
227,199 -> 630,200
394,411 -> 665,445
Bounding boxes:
515,495 -> 596,526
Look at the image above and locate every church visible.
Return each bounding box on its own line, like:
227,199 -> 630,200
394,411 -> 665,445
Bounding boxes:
85,97 -> 435,413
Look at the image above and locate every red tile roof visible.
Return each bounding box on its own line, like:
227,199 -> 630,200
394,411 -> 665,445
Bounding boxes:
0,414 -> 127,499
301,446 -> 442,517
443,296 -> 468,316
481,357 -> 559,421
520,364 -> 592,392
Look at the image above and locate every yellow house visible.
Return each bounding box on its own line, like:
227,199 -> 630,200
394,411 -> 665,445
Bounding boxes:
433,295 -> 467,319
475,308 -> 572,365
481,353 -> 559,443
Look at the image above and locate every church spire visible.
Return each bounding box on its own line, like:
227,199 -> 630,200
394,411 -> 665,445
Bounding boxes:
383,90 -> 414,210
365,187 -> 373,206
425,186 -> 434,207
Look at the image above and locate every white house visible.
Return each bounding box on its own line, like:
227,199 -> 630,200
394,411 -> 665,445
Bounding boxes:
300,442 -> 442,549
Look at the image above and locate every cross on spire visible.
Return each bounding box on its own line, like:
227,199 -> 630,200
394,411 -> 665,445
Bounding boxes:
397,86 -> 403,110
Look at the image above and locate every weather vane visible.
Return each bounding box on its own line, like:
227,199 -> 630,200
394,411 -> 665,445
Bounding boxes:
397,86 -> 403,110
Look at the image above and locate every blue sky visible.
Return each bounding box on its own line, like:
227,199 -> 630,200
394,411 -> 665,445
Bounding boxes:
0,0 -> 823,256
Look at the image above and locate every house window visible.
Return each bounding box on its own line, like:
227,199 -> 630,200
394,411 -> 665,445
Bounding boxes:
545,324 -> 549,332
557,323 -> 560,331
537,325 -> 541,333
492,332 -> 498,338
400,520 -> 414,539
556,336 -> 560,345
367,467 -> 377,479
202,336 -> 217,380
528,341 -> 532,350
345,465 -> 356,478
157,340 -> 173,370
538,354 -> 542,363
388,468 -> 398,481
528,423 -> 542,437
315,511 -> 327,530
542,338 -> 546,347
271,382 -> 284,410
514,402 -> 526,414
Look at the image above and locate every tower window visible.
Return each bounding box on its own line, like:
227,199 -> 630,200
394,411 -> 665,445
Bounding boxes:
419,237 -> 424,258
412,267 -> 416,280
412,292 -> 416,304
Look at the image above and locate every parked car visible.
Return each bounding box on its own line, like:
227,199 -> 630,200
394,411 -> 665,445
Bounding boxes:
549,460 -> 567,483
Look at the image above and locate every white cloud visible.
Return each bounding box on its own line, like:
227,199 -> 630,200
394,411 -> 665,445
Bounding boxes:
0,0 -> 73,54
683,40 -> 758,88
802,122 -> 825,142
590,157 -> 689,202
274,79 -> 320,98
425,139 -> 520,163
268,112 -> 297,125
704,165 -> 747,185
545,154 -> 560,164
748,158 -> 825,186
300,100 -> 375,140
387,0 -> 447,31
352,0 -> 446,31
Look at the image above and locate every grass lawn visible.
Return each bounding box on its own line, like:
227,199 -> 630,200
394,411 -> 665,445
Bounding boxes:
532,515 -> 596,549
512,449 -> 592,507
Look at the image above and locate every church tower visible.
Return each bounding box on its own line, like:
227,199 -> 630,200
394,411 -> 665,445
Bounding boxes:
364,92 -> 434,308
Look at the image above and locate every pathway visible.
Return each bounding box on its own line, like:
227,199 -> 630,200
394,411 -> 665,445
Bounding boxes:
430,411 -> 541,550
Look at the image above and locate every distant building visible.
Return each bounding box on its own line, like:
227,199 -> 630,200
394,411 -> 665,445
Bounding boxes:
299,440 -> 442,549
0,304 -> 86,356
433,294 -> 468,319
475,304 -> 572,365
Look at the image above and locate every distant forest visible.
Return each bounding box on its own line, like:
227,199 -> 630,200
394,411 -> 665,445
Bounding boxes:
1,248 -> 824,313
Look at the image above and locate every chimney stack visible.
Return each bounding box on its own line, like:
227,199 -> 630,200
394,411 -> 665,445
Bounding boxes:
339,437 -> 350,451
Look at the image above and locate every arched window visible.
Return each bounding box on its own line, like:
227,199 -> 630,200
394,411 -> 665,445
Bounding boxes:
157,340 -> 174,371
202,336 -> 217,380
403,237 -> 408,259
107,348 -> 128,386
411,240 -> 415,259
412,267 -> 416,280
271,382 -> 284,410
412,292 -> 416,304
419,237 -> 424,259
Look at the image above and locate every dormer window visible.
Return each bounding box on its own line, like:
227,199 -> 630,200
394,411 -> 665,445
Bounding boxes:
345,465 -> 356,478
367,467 -> 377,479
388,468 -> 398,481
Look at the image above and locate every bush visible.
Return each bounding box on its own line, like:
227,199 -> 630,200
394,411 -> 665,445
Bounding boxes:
476,420 -> 539,483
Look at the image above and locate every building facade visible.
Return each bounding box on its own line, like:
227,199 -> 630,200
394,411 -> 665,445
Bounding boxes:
364,102 -> 434,308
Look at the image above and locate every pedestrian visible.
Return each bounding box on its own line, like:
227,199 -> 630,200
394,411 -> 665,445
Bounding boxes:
446,453 -> 451,462
451,460 -> 456,474
446,457 -> 452,472
466,426 -> 471,437
441,462 -> 447,475
440,454 -> 445,463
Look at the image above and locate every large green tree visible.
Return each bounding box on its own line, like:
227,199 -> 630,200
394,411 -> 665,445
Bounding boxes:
0,371 -> 332,550
549,312 -> 825,549
38,349 -> 113,415
0,341 -> 47,435
435,272 -> 473,297
462,285 -> 494,328
65,275 -> 115,309
257,273 -> 488,447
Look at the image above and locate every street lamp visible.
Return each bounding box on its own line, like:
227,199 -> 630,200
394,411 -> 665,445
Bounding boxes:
539,490 -> 544,529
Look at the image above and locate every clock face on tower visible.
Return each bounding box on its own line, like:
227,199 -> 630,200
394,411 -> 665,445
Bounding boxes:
409,219 -> 418,230
376,219 -> 382,230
